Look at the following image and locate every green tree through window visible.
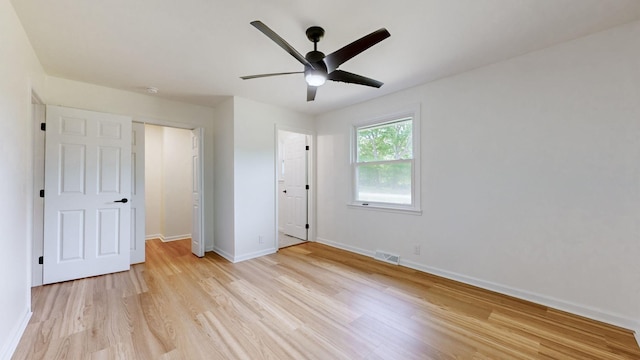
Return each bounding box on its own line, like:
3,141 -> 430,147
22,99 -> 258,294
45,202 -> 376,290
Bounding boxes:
355,117 -> 413,205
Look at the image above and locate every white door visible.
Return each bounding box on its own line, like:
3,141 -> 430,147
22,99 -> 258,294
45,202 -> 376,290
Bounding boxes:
191,128 -> 205,257
43,105 -> 132,284
283,133 -> 308,240
130,122 -> 146,264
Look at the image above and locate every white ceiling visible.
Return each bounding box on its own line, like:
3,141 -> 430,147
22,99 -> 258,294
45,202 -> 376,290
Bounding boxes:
11,0 -> 640,115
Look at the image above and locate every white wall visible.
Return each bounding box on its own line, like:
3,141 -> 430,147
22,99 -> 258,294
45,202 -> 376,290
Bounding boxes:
212,97 -> 314,261
0,1 -> 46,358
44,77 -> 214,124
44,76 -> 216,250
316,20 -> 640,332
212,98 -> 235,257
234,97 -> 315,260
145,124 -> 164,238
145,125 -> 193,241
162,127 -> 193,239
233,97 -> 281,258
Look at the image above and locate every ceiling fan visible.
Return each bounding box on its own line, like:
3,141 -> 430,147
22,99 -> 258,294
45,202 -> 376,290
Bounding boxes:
241,21 -> 391,101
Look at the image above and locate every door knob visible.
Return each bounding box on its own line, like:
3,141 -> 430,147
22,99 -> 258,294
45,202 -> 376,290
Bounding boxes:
114,198 -> 128,203
283,190 -> 287,193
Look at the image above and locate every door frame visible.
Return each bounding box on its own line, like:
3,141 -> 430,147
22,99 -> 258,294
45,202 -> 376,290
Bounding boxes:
30,114 -> 208,286
30,92 -> 45,287
130,122 -> 146,264
134,118 -> 206,256
275,125 -> 315,250
190,127 -> 205,257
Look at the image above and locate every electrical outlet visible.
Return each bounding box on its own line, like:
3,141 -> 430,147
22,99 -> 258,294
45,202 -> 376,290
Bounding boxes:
413,244 -> 421,255
259,235 -> 264,244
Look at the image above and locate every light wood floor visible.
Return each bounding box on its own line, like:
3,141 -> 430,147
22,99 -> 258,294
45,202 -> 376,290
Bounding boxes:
278,231 -> 306,249
14,239 -> 640,359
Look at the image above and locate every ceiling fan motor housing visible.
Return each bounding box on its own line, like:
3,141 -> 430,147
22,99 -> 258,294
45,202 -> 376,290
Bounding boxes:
306,51 -> 327,69
305,26 -> 325,43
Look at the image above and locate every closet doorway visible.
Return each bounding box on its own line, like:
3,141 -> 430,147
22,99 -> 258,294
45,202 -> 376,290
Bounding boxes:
143,124 -> 204,257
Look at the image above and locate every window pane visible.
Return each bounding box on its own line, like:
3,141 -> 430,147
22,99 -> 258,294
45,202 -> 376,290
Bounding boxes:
357,118 -> 412,162
356,162 -> 412,204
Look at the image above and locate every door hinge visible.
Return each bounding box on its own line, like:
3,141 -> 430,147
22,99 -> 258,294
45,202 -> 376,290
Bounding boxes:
40,123 -> 46,131
305,145 -> 309,151
305,224 -> 309,229
38,256 -> 43,264
305,185 -> 309,190
39,189 -> 44,198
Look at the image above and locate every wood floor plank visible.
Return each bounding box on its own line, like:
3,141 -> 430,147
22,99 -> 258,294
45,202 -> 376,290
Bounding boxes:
13,239 -> 640,359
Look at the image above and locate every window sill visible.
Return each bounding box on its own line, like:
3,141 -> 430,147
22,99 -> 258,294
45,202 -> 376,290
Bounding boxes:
347,203 -> 422,215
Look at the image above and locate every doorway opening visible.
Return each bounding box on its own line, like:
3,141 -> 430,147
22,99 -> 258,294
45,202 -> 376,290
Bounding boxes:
144,125 -> 192,242
142,124 -> 205,258
277,129 -> 311,249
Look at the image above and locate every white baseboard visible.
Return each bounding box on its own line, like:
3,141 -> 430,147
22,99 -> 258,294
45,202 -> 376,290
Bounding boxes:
161,234 -> 191,242
211,246 -> 277,263
0,309 -> 32,360
212,246 -> 234,263
315,237 -> 640,338
233,248 -> 277,263
316,237 -> 375,258
400,258 -> 639,332
145,234 -> 192,242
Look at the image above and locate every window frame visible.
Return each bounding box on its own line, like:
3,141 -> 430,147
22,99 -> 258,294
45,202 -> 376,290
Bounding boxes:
349,104 -> 421,214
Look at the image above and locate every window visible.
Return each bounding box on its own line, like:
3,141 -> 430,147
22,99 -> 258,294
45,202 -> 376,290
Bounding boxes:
351,107 -> 420,213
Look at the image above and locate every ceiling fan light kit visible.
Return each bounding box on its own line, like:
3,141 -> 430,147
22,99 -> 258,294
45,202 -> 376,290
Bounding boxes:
241,20 -> 390,101
305,70 -> 326,86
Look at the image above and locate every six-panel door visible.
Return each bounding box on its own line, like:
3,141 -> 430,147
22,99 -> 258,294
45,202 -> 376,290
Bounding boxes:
43,105 -> 132,284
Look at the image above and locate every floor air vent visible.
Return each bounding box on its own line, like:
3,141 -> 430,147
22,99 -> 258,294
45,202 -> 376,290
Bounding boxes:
374,250 -> 400,265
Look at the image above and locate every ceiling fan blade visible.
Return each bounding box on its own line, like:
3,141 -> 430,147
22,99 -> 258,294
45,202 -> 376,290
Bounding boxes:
324,28 -> 390,72
240,71 -> 303,80
307,85 -> 317,102
327,70 -> 383,88
250,21 -> 315,69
